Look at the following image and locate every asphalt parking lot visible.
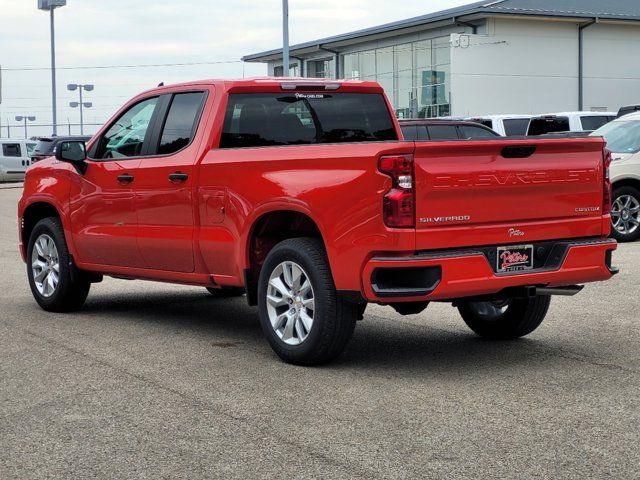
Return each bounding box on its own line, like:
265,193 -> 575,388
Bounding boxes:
0,184 -> 638,479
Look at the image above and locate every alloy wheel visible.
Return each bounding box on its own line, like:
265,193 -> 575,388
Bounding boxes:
266,261 -> 315,346
31,234 -> 60,298
611,194 -> 640,236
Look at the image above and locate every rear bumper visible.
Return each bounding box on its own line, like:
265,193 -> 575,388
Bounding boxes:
361,238 -> 617,302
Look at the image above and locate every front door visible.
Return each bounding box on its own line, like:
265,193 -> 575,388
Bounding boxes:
69,96 -> 160,268
135,91 -> 207,273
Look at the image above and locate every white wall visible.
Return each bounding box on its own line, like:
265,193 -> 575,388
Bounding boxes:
450,18 -> 580,116
583,23 -> 640,111
451,18 -> 640,117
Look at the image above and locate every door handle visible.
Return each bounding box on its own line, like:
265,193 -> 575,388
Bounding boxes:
169,172 -> 189,182
117,174 -> 134,184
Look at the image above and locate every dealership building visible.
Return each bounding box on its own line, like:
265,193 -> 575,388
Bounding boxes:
243,0 -> 640,118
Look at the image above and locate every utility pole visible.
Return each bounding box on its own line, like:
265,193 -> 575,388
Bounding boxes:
38,0 -> 67,136
282,0 -> 289,77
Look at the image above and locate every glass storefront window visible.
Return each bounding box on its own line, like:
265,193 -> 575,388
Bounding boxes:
338,35 -> 451,118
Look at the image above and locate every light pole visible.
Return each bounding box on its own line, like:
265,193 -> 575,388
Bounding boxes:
68,84 -> 93,135
38,0 -> 67,136
15,115 -> 36,139
282,0 -> 289,77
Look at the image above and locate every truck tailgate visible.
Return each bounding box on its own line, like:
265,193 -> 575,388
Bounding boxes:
413,137 -> 607,250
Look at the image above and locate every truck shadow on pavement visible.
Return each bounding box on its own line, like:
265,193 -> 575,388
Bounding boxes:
78,288 -> 555,374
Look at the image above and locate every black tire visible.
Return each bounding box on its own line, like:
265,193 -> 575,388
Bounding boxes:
205,286 -> 245,298
458,295 -> 551,340
258,237 -> 357,365
26,217 -> 90,312
610,186 -> 640,242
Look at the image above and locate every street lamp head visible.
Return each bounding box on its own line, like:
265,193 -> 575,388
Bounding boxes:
67,83 -> 78,91
83,102 -> 93,108
15,116 -> 24,122
28,116 -> 37,121
83,85 -> 95,92
69,101 -> 79,108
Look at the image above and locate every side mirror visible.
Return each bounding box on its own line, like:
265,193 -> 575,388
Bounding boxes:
55,140 -> 87,174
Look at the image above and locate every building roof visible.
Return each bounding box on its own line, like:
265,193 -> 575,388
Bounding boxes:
243,0 -> 640,62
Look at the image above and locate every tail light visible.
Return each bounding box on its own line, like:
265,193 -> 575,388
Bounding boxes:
378,154 -> 415,228
603,148 -> 612,215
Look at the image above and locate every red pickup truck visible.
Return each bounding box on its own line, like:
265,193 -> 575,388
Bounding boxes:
18,78 -> 617,365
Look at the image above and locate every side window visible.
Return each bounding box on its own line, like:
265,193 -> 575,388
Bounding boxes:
527,117 -> 570,136
93,97 -> 158,159
458,125 -> 497,139
156,92 -> 205,155
2,143 -> 22,157
426,125 -> 459,140
400,125 -> 418,141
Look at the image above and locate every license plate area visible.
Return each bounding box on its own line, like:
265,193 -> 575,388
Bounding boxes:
496,244 -> 534,273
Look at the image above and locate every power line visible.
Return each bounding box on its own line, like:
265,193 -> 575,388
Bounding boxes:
3,60 -> 243,72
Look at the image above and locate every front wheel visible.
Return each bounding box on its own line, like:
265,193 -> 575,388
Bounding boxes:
611,186 -> 640,242
258,238 -> 357,365
27,217 -> 90,312
458,295 -> 551,339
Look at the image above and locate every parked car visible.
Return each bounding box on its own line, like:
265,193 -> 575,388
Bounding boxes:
465,115 -> 532,136
31,136 -> 92,163
399,119 -> 499,140
0,138 -> 37,182
18,78 -> 617,365
527,112 -> 616,136
591,112 -> 640,242
617,104 -> 640,118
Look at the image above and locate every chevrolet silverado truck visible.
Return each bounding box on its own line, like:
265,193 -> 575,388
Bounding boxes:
18,78 -> 618,365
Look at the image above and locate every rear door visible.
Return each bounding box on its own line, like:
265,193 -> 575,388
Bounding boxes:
413,137 -> 606,250
134,90 -> 208,272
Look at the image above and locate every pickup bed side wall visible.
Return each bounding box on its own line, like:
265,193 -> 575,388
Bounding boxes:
196,142 -> 415,291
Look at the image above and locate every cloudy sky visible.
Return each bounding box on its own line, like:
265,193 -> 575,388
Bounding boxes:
0,0 -> 472,137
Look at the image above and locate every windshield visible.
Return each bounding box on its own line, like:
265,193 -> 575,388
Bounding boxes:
591,120 -> 640,154
26,143 -> 37,156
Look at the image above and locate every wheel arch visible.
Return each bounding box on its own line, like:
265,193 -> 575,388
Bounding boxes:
612,176 -> 640,193
21,200 -> 69,260
243,207 -> 326,305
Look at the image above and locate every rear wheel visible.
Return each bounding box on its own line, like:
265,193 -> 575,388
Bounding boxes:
458,295 -> 551,339
27,217 -> 90,312
611,186 -> 640,242
258,238 -> 357,365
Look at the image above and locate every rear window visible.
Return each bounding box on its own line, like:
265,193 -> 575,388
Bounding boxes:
580,116 -> 614,131
503,118 -> 530,136
34,139 -> 55,155
220,93 -> 397,148
527,117 -> 570,136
